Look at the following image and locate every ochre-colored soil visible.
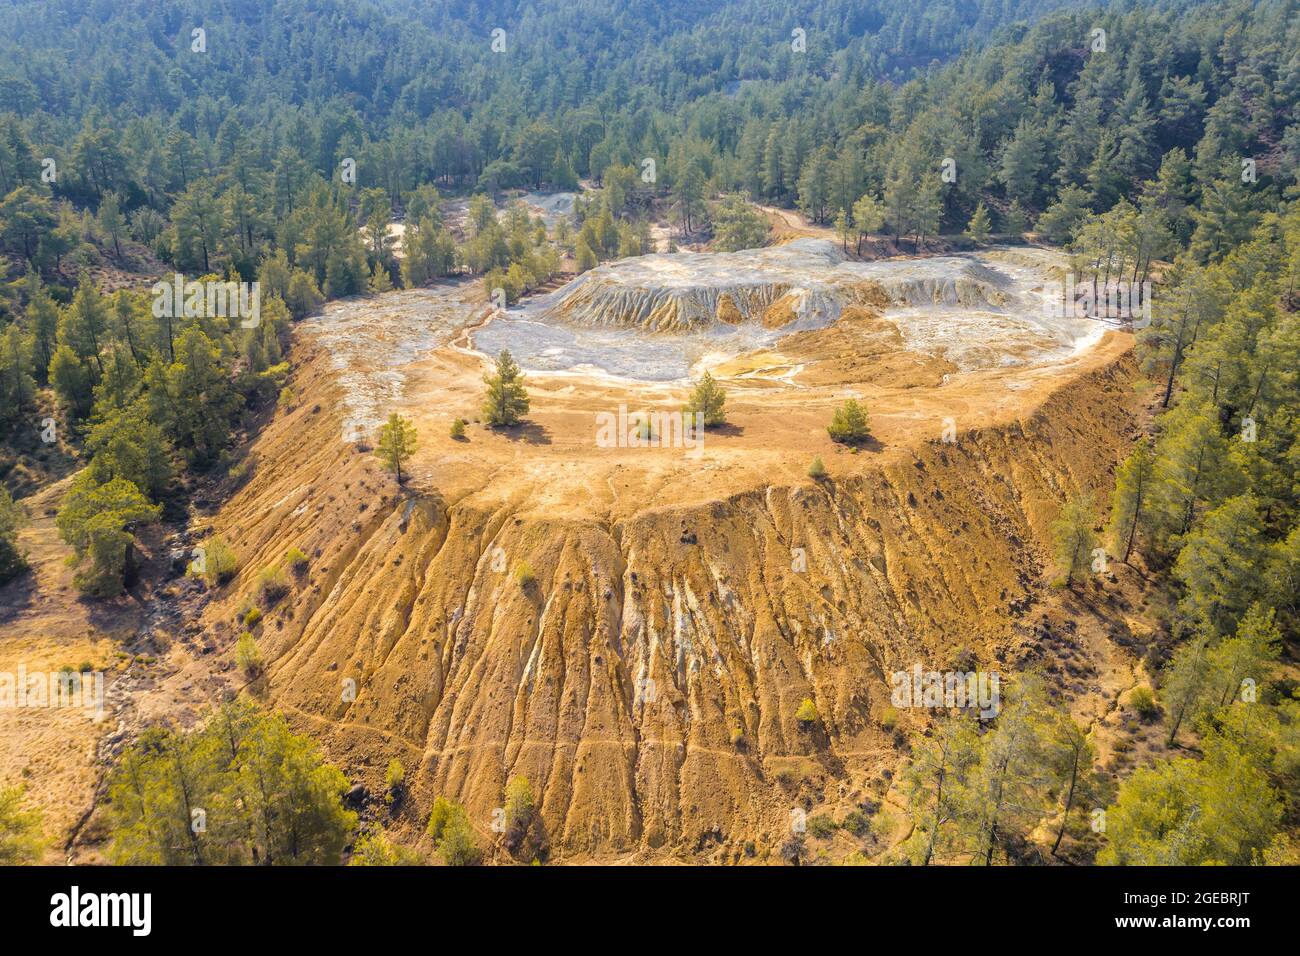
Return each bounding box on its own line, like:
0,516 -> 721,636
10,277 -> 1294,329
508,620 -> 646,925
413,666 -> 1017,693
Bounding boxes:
3,234 -> 1152,863
131,260 -> 1144,862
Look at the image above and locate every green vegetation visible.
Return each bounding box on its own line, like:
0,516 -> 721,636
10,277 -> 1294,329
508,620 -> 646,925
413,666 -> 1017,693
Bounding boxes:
1127,686 -> 1159,720
256,564 -> 290,604
196,536 -> 239,588
106,699 -> 357,864
808,814 -> 838,839
795,697 -> 819,727
502,775 -> 546,860
807,456 -> 827,481
1049,497 -> 1098,590
349,830 -> 423,866
0,487 -> 28,585
449,417 -> 467,440
481,350 -> 530,428
0,786 -> 44,864
480,199 -> 562,304
283,546 -> 310,574
827,399 -> 870,446
235,632 -> 262,676
901,674 -> 1110,865
683,371 -> 726,428
709,194 -> 769,251
1105,441 -> 1155,564
0,0 -> 1298,869
55,474 -> 160,596
385,759 -> 405,795
376,413 -> 417,484
965,203 -> 992,243
426,796 -> 481,867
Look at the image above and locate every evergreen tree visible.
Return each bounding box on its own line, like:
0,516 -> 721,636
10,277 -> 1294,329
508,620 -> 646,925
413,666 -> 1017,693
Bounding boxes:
683,371 -> 726,428
827,399 -> 870,446
55,474 -> 160,596
1106,440 -> 1155,563
1050,496 -> 1098,589
965,202 -> 991,243
481,350 -> 530,427
376,412 -> 417,483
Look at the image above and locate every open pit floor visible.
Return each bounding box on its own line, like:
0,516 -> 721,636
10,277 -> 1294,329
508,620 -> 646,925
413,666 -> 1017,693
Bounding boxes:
302,242 -> 1133,519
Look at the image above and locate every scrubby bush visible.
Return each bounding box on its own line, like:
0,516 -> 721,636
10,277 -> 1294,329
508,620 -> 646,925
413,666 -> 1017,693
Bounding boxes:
503,775 -> 546,859
228,458 -> 255,488
0,786 -> 44,864
795,697 -> 819,726
386,758 -> 405,796
842,809 -> 872,838
199,536 -> 239,586
809,814 -> 838,839
450,417 -> 467,440
283,547 -> 309,574
349,830 -> 423,865
1129,686 -> 1160,720
426,796 -> 480,866
515,561 -> 535,588
808,456 -> 827,480
257,564 -> 290,603
236,632 -> 262,676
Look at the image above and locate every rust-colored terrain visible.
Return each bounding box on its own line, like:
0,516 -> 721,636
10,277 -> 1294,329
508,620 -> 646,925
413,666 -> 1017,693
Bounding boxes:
5,235 -> 1148,863
152,256 -> 1140,861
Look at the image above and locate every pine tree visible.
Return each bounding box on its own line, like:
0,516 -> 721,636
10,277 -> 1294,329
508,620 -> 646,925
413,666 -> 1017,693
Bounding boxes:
1050,496 -> 1098,589
376,412 -> 417,483
55,474 -> 161,596
683,371 -> 726,428
965,202 -> 991,243
1099,733 -> 1282,864
1036,185 -> 1092,244
368,262 -> 393,293
966,674 -> 1056,865
108,701 -> 356,865
1172,495 -> 1266,635
827,399 -> 870,445
0,487 -> 28,586
1106,440 -> 1155,563
481,350 -> 530,427
851,193 -> 885,254
901,715 -> 981,865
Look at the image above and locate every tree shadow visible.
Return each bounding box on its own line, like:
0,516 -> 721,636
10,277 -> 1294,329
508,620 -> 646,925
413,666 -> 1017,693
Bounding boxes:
497,421 -> 551,445
0,573 -> 38,625
707,422 -> 745,438
842,434 -> 885,453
